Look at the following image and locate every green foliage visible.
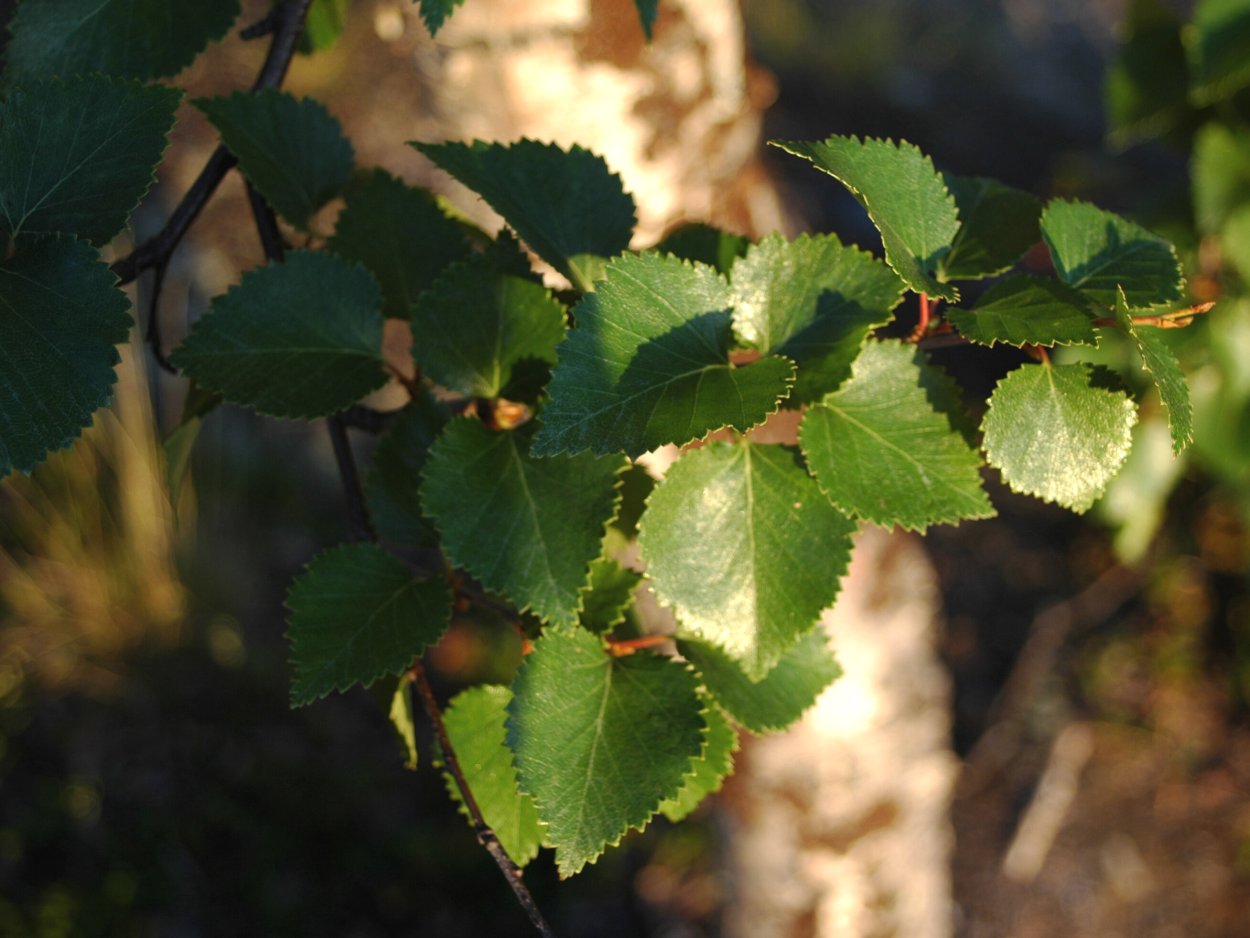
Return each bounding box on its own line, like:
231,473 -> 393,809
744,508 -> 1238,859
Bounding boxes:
799,341 -> 994,530
0,76 -> 180,245
533,252 -> 795,457
420,420 -> 626,627
170,251 -> 387,419
285,543 -> 453,706
417,0 -> 469,35
1041,198 -> 1183,307
2,0 -> 240,82
639,440 -> 855,678
506,628 -> 705,877
410,252 -> 566,400
197,90 -> 354,229
442,686 -> 546,866
982,363 -> 1138,512
938,174 -> 1041,281
949,276 -> 1099,348
680,628 -> 842,734
730,232 -> 903,401
0,0 -> 1212,896
328,169 -> 472,318
413,139 -> 636,290
771,135 -> 961,301
0,238 -> 131,476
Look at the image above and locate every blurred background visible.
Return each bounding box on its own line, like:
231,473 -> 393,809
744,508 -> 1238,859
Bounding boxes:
2,0 -> 1249,935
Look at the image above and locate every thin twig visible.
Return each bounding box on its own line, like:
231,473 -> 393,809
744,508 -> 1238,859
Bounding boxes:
246,183 -> 286,262
410,661 -> 557,938
143,261 -> 178,374
326,416 -> 376,543
337,404 -> 397,434
110,0 -> 313,288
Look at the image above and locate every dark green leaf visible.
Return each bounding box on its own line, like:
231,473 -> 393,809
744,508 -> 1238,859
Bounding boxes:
197,90 -> 354,229
507,628 -> 704,877
580,559 -> 642,634
634,0 -> 660,38
730,232 -> 903,401
680,628 -> 842,734
799,341 -> 994,530
1040,198 -> 1183,308
1111,287 -> 1192,453
364,393 -> 449,548
410,252 -> 566,399
417,0 -> 467,35
0,76 -> 180,245
653,222 -> 750,275
442,685 -> 546,866
948,276 -> 1099,348
770,135 -> 960,301
981,362 -> 1138,512
0,238 -> 131,477
421,420 -> 626,627
658,702 -> 738,823
412,139 -> 636,290
3,0 -> 239,82
1104,0 -> 1190,146
938,174 -> 1041,281
532,252 -> 794,458
639,441 -> 855,678
328,169 -> 471,318
1189,0 -> 1250,105
285,543 -> 453,706
171,251 -> 387,419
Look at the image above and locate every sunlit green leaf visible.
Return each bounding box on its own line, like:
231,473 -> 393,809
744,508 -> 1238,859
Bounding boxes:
981,362 -> 1137,512
730,232 -> 903,401
1040,198 -> 1183,308
507,629 -> 704,877
681,628 -> 842,734
658,702 -> 738,823
639,440 -> 854,678
442,685 -> 546,866
770,135 -> 960,301
580,559 -> 641,634
653,222 -> 750,275
799,341 -> 994,530
1111,287 -> 1192,453
948,276 -> 1099,348
532,252 -> 794,458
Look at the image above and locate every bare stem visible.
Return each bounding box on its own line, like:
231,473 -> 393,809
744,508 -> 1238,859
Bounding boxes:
410,661 -> 557,938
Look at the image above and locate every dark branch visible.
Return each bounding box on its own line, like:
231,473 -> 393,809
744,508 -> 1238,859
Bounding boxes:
111,0 -> 314,288
142,261 -> 178,374
337,404 -> 398,434
246,183 -> 286,262
326,416 -> 376,544
410,661 -> 557,938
